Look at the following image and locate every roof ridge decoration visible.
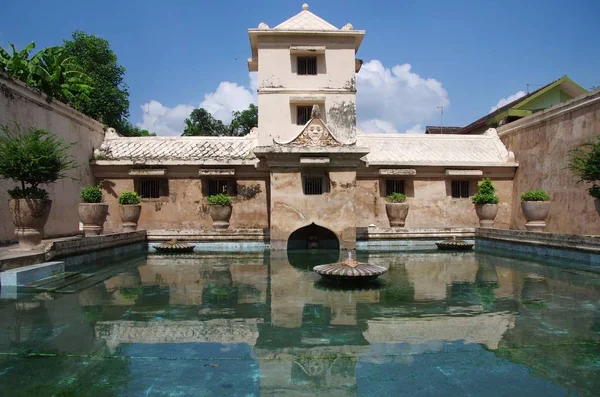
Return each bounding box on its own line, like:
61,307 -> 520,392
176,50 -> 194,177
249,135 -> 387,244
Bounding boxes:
274,105 -> 349,147
274,4 -> 339,31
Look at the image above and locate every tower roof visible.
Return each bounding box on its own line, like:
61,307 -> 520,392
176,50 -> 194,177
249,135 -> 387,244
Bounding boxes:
274,3 -> 339,31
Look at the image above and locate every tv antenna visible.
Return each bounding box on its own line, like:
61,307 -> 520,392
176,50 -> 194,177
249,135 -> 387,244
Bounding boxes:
437,106 -> 444,134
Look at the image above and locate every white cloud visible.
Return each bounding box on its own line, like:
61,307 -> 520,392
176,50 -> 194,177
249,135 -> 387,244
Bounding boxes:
490,90 -> 526,113
356,60 -> 449,134
405,124 -> 425,134
138,74 -> 256,136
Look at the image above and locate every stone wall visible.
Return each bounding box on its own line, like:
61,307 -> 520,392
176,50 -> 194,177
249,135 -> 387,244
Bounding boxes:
269,168 -> 358,250
0,77 -> 105,244
100,178 -> 269,233
499,89 -> 600,234
356,177 -> 513,229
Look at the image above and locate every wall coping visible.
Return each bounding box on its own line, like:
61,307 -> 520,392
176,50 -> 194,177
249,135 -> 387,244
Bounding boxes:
497,88 -> 600,137
0,75 -> 106,134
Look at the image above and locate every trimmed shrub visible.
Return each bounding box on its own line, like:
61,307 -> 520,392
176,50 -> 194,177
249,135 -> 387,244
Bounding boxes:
118,191 -> 141,205
520,189 -> 551,202
385,192 -> 407,203
472,178 -> 499,205
81,181 -> 104,203
206,193 -> 232,206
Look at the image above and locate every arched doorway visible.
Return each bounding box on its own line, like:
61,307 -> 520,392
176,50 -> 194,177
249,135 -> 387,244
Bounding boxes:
287,223 -> 340,269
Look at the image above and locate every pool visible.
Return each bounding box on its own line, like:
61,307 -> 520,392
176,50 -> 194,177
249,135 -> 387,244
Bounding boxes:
0,248 -> 599,396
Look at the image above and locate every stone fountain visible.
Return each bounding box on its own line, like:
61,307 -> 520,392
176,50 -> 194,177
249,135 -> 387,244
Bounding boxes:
313,251 -> 387,282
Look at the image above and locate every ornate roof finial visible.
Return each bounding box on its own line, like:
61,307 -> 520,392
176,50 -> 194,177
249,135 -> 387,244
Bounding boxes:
311,104 -> 321,119
302,3 -> 309,11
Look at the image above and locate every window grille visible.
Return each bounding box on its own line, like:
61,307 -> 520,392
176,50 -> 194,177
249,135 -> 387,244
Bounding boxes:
208,180 -> 229,196
451,180 -> 470,198
297,106 -> 313,125
137,178 -> 163,199
304,177 -> 323,195
297,56 -> 317,75
386,180 -> 405,195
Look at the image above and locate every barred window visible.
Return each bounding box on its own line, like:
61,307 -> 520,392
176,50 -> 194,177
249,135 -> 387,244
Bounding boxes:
451,180 -> 470,198
297,56 -> 317,75
208,180 -> 229,196
297,106 -> 313,125
304,177 -> 323,195
386,180 -> 405,195
136,178 -> 168,199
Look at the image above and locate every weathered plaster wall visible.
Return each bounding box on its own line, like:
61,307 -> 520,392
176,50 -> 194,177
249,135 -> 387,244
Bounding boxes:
356,177 -> 513,229
269,168 -> 357,250
0,77 -> 105,244
256,35 -> 357,146
499,90 -> 600,234
101,178 -> 269,233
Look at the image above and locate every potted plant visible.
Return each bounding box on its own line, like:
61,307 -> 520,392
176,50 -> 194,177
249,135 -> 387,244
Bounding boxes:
79,181 -> 108,236
472,178 -> 499,228
0,124 -> 76,249
569,136 -> 600,215
385,192 -> 409,227
520,189 -> 551,232
118,191 -> 142,232
207,193 -> 232,229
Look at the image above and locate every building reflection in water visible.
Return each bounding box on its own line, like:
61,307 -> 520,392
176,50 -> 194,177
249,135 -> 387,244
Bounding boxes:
1,250 -> 600,395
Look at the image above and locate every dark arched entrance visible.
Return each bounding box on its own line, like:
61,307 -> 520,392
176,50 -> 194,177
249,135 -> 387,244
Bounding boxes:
287,223 -> 340,269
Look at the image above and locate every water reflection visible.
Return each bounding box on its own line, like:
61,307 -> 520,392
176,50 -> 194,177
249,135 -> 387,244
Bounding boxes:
1,250 -> 600,396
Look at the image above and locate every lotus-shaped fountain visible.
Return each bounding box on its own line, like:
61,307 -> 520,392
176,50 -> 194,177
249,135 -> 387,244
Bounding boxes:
313,251 -> 388,281
435,236 -> 474,251
153,239 -> 196,253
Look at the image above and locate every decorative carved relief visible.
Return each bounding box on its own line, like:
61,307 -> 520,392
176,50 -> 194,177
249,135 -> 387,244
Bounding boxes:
275,105 -> 344,147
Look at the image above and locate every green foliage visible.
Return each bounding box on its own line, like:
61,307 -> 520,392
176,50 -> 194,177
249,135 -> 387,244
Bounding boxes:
569,136 -> 600,198
385,192 -> 407,203
0,42 -> 93,103
0,123 -> 77,199
589,184 -> 600,199
80,181 -> 104,203
118,190 -> 141,205
116,120 -> 155,137
64,31 -> 129,129
472,178 -> 499,205
183,105 -> 258,136
230,104 -> 258,136
206,193 -> 232,206
8,186 -> 49,200
520,189 -> 551,201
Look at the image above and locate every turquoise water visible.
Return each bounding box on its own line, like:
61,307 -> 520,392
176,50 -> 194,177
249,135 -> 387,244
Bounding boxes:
0,249 -> 599,396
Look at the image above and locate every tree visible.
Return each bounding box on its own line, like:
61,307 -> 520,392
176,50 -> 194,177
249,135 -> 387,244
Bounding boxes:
63,31 -> 129,130
183,108 -> 228,136
182,105 -> 257,136
230,104 -> 258,136
117,120 -> 155,137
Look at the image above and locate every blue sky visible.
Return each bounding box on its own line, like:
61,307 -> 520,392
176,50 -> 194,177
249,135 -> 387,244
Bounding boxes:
2,0 -> 599,135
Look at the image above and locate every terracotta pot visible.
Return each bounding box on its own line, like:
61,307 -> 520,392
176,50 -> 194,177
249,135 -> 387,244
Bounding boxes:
209,205 -> 232,229
521,201 -> 550,232
78,203 -> 109,237
475,203 -> 498,228
8,199 -> 52,249
385,202 -> 409,227
119,204 -> 142,232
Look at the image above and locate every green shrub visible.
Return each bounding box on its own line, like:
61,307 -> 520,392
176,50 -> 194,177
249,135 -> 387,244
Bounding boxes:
589,185 -> 600,199
206,193 -> 232,206
118,190 -> 141,205
385,192 -> 407,203
472,178 -> 499,205
80,181 -> 103,203
520,189 -> 551,202
0,123 -> 77,199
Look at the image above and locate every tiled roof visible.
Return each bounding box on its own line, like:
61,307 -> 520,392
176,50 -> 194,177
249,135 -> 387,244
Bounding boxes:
274,8 -> 338,31
425,126 -> 463,135
356,132 -> 516,166
94,136 -> 258,165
